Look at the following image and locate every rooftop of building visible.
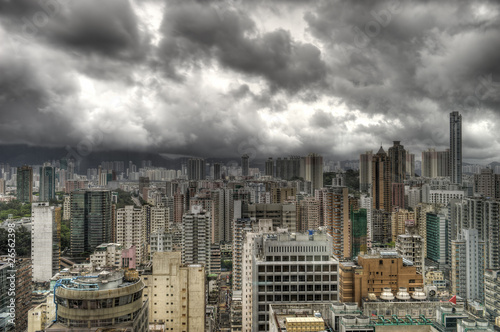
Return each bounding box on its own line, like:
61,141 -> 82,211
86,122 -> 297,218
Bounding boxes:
53,269 -> 141,293
398,234 -> 423,239
330,302 -> 363,314
262,229 -> 329,242
272,304 -> 326,331
340,250 -> 417,268
94,243 -> 123,250
51,265 -> 135,282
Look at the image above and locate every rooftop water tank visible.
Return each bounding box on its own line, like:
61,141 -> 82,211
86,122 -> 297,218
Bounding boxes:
342,316 -> 357,325
356,315 -> 370,325
345,303 -> 358,312
411,287 -> 426,300
380,288 -> 395,301
396,287 -> 411,300
461,319 -> 476,327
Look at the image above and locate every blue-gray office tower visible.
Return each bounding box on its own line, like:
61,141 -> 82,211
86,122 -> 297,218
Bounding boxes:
39,165 -> 56,201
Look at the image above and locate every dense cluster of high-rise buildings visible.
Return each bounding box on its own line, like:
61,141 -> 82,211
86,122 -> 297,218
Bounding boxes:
1,111 -> 500,331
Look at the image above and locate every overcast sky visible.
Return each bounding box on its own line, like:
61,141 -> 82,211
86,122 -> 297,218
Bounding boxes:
1,0 -> 499,163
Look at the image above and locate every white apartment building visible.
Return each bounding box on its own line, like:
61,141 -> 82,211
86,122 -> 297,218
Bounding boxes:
117,205 -> 146,265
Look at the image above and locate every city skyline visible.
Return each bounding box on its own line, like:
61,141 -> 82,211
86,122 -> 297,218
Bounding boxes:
2,1 -> 500,331
0,1 -> 499,163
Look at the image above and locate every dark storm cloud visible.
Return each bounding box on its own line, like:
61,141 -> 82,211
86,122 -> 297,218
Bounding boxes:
300,0 -> 500,159
0,0 -> 499,162
0,0 -> 149,62
158,0 -> 327,92
0,51 -> 77,146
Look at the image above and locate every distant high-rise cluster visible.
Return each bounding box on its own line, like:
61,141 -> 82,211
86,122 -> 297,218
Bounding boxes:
9,110 -> 500,332
188,158 -> 206,180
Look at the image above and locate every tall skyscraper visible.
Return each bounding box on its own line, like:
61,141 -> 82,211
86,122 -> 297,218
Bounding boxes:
450,111 -> 462,184
426,212 -> 448,267
360,195 -> 372,247
173,191 -> 185,223
458,197 -> 500,270
406,152 -> 415,177
31,202 -> 61,282
322,186 -> 349,259
139,176 -> 150,200
275,156 -> 301,180
305,153 -> 323,191
422,149 -> 450,178
451,229 -> 484,302
437,149 -> 450,177
17,165 -> 33,203
182,206 -> 211,268
265,158 -> 274,177
275,157 -> 284,179
371,209 -> 392,244
241,154 -> 249,176
372,146 -> 391,211
474,168 -> 500,199
213,162 -> 221,180
421,148 -> 437,178
298,197 -> 320,232
39,165 -> 56,202
392,183 -> 405,210
187,158 -> 205,180
117,205 -> 146,265
484,200 -> 500,270
351,208 -> 367,258
359,151 -> 373,192
70,189 -> 112,257
388,141 -> 406,183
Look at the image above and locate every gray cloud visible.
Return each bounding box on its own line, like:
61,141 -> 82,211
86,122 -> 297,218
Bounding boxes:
309,109 -> 334,128
0,0 -> 499,163
158,1 -> 327,92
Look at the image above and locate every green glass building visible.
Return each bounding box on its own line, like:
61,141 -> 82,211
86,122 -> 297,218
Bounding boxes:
16,165 -> 33,203
426,212 -> 448,266
39,165 -> 56,202
351,208 -> 367,259
70,190 -> 112,257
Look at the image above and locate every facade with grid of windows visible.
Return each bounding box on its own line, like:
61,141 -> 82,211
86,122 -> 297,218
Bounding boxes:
247,231 -> 338,332
70,189 -> 112,257
142,251 -> 205,332
426,212 -> 448,267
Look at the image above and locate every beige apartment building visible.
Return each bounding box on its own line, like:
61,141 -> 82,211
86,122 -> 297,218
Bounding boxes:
142,252 -> 205,332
